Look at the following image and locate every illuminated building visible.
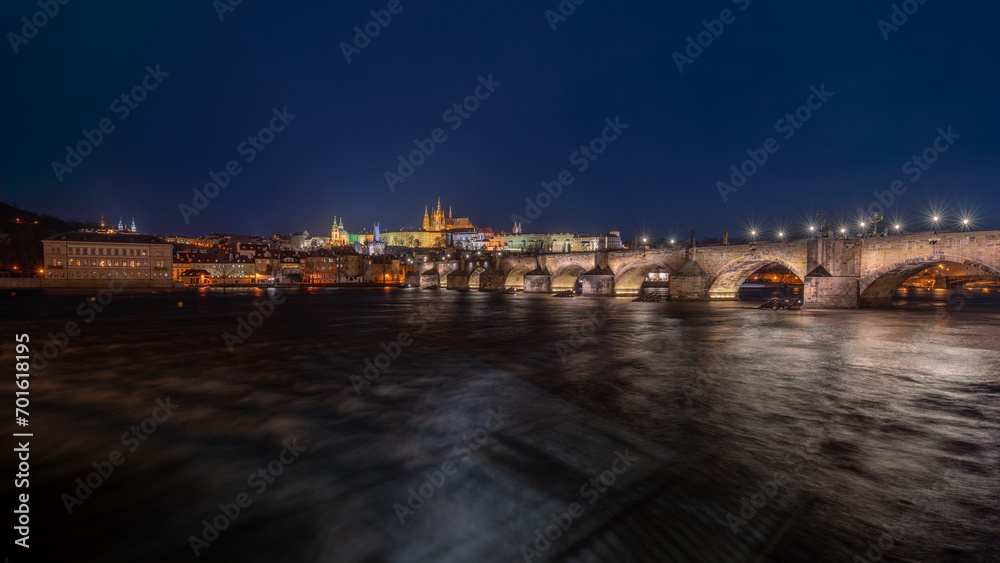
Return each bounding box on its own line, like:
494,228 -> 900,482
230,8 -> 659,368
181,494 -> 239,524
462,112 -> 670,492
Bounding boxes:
291,230 -> 330,250
573,229 -> 623,251
42,232 -> 173,288
422,197 -> 474,231
504,232 -> 575,253
330,216 -> 348,246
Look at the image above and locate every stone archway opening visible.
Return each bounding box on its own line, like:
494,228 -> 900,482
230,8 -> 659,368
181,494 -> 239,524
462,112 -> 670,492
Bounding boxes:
614,262 -> 672,296
861,259 -> 1000,307
551,265 -> 586,292
438,263 -> 459,288
708,259 -> 805,300
737,262 -> 804,301
503,265 -> 534,290
469,266 -> 486,290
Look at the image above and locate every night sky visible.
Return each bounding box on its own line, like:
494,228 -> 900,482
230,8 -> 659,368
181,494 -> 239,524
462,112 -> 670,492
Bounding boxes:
3,1 -> 999,240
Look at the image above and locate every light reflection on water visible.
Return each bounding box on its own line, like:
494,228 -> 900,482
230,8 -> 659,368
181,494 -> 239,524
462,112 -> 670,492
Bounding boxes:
2,288 -> 999,562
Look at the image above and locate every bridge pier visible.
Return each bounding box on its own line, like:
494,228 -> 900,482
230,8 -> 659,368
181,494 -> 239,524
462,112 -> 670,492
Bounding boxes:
447,270 -> 470,290
523,267 -> 552,293
668,261 -> 710,300
478,268 -> 506,291
803,276 -> 860,308
580,272 -> 614,295
419,272 -> 440,288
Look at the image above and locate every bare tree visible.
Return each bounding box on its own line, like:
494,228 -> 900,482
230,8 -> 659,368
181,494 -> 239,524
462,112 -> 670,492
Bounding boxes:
217,263 -> 236,293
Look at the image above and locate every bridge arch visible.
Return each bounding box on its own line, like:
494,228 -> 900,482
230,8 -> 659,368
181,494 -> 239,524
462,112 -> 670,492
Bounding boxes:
437,262 -> 459,288
613,260 -> 672,295
468,266 -> 486,290
503,264 -> 536,290
859,254 -> 1000,306
551,264 -> 588,292
707,256 -> 807,300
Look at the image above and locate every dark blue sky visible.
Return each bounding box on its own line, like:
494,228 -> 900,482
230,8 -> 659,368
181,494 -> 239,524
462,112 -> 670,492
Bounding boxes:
3,1 -> 998,239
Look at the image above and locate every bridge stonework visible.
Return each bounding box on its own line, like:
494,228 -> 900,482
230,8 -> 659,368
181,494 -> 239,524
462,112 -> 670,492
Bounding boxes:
418,230 -> 997,308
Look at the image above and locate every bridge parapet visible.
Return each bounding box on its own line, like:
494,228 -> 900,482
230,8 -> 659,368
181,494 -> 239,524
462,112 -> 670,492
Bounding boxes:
403,230 -> 998,306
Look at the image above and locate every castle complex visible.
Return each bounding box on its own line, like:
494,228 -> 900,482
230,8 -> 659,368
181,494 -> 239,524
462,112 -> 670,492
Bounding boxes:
422,198 -> 474,232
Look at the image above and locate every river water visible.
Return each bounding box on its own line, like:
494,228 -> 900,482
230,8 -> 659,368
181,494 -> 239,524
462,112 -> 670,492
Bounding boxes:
2,287 -> 998,562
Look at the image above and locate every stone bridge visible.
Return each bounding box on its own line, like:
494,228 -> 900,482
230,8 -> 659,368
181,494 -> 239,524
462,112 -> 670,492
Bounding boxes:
413,230 -> 999,308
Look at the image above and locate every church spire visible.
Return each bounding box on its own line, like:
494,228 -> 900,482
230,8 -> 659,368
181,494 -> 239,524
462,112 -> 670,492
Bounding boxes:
449,206 -> 452,219
436,197 -> 442,215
